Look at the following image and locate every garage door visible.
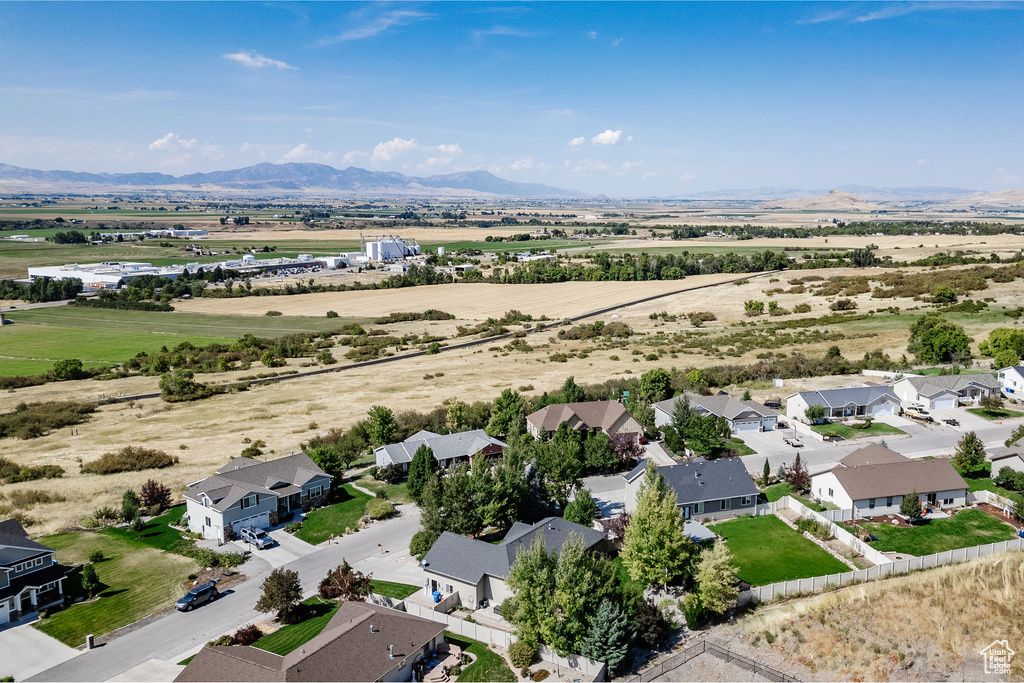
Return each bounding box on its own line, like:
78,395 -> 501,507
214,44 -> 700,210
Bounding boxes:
231,512 -> 271,535
762,417 -> 777,431
870,404 -> 895,417
734,421 -> 760,433
0,599 -> 9,625
932,397 -> 957,410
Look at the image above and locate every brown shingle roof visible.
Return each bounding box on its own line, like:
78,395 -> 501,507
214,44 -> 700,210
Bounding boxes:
527,401 -> 630,434
839,444 -> 908,468
833,460 -> 967,501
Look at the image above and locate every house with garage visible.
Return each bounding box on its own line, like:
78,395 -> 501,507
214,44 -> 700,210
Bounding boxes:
997,364 -> 1024,396
893,373 -> 1001,409
526,401 -> 644,442
652,392 -> 780,434
176,600 -> 445,682
786,386 -> 901,423
0,518 -> 66,626
989,445 -> 1024,476
810,444 -> 968,517
184,453 -> 332,543
374,430 -> 505,471
421,517 -> 609,611
623,457 -> 759,520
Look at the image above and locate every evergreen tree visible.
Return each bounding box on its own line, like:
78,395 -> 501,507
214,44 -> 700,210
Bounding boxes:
762,459 -> 771,486
443,464 -> 482,537
620,463 -> 693,586
121,489 -> 140,522
695,543 -> 738,615
952,431 -> 987,475
561,376 -> 585,403
563,489 -> 598,526
580,599 -> 633,676
81,562 -> 100,598
406,445 -> 438,501
900,490 -> 923,521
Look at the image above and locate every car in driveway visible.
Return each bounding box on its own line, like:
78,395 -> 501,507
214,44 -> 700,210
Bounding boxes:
239,526 -> 274,549
175,580 -> 219,612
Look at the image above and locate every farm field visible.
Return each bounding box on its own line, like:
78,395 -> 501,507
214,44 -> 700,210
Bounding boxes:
709,514 -> 850,586
856,509 -> 1018,556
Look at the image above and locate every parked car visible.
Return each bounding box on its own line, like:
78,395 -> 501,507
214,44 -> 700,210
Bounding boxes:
176,580 -> 219,612
904,407 -> 934,422
240,526 -> 274,549
943,418 -> 960,426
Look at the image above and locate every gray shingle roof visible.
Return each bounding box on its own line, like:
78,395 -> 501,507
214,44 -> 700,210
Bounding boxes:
991,446 -> 1024,464
185,453 -> 331,512
0,518 -> 53,567
653,392 -> 778,422
999,366 -> 1024,383
791,386 -> 899,409
374,430 -> 505,466
900,373 -> 1000,398
626,458 -> 758,506
422,517 -> 605,585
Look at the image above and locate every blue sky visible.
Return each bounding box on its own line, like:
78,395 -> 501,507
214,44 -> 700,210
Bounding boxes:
0,2 -> 1021,196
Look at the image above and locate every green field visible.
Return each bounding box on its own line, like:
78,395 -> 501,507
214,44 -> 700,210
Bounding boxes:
35,531 -> 196,646
444,633 -> 516,683
253,597 -> 339,656
294,485 -> 373,545
709,515 -> 850,586
858,510 -> 1018,556
811,421 -> 905,439
436,238 -> 606,253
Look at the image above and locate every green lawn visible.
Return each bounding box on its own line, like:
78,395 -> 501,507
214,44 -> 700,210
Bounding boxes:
34,531 -> 197,646
811,421 -> 906,440
760,482 -> 826,511
294,485 -> 373,545
100,506 -> 186,551
915,367 -> 995,376
961,475 -> 1023,503
709,515 -> 850,586
253,597 -> 339,655
370,580 -> 419,600
355,474 -> 413,504
967,407 -> 1024,420
859,509 -> 1019,556
444,633 -> 516,683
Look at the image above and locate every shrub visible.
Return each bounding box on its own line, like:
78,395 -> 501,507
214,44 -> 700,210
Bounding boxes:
410,530 -> 435,557
232,624 -> 263,646
793,303 -> 812,313
93,505 -> 118,522
89,550 -> 105,563
509,640 -> 536,668
141,479 -> 173,510
795,517 -> 832,540
265,310 -> 282,317
326,310 -> 339,318
81,446 -> 178,475
8,489 -> 66,507
378,464 -> 405,484
169,539 -> 247,568
683,592 -> 705,630
0,457 -> 65,483
0,401 -> 96,440
366,498 -> 395,520
830,298 -> 857,311
206,635 -> 234,647
532,670 -> 549,681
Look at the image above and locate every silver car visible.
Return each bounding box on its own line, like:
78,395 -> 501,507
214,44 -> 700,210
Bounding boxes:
239,526 -> 274,549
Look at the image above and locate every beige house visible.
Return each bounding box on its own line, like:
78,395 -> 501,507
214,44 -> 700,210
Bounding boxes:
526,401 -> 643,442
990,446 -> 1024,475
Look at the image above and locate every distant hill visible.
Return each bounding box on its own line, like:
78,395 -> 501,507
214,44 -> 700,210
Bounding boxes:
680,185 -> 977,201
759,190 -> 880,211
0,162 -> 586,198
938,189 -> 1024,210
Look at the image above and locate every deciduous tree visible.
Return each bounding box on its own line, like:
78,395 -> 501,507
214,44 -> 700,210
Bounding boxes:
620,463 -> 693,586
952,431 -> 987,475
563,489 -> 598,526
694,543 -> 738,615
318,559 -> 373,601
366,405 -> 398,447
256,568 -> 303,622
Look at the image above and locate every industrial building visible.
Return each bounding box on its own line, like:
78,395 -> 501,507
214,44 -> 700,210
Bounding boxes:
363,236 -> 420,261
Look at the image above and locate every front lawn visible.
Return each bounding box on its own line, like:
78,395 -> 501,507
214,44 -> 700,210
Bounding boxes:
967,407 -> 1024,421
709,515 -> 850,586
294,484 -> 372,545
253,597 -> 339,656
761,482 -> 826,511
100,505 -> 186,551
444,633 -> 516,683
355,473 -> 413,504
812,421 -> 906,440
370,580 -> 419,600
35,531 -> 196,646
857,509 -> 1018,556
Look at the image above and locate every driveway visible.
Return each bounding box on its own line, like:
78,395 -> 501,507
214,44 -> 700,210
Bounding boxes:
226,528 -> 317,568
0,621 -> 81,681
584,472 -> 627,518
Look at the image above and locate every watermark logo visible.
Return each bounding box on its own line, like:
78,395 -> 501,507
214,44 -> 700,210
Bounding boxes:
981,640 -> 1015,675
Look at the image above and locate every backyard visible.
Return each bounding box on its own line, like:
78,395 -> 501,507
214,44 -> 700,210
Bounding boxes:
811,421 -> 905,440
293,484 -> 373,545
709,514 -> 850,586
370,580 -> 419,600
853,509 -> 1019,556
761,482 -> 827,512
34,530 -> 196,646
444,633 -> 517,683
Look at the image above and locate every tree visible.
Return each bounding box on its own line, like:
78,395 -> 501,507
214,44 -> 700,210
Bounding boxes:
684,369 -> 708,392
762,459 -> 771,486
1005,424 -> 1024,447
620,463 -> 693,586
907,314 -> 972,364
306,443 -> 355,481
932,285 -> 957,304
502,533 -> 557,647
80,562 -> 100,598
825,345 -> 843,359
443,464 -> 483,537
785,453 -> 811,492
993,348 -> 1021,370
256,568 -> 303,622
638,368 -> 672,403
535,423 -> 584,507
900,490 -> 923,522
633,598 -> 671,649
407,445 -> 438,501
443,398 -> 469,431
670,394 -> 729,456
561,376 -> 585,403
158,369 -> 213,402
610,433 -> 644,467
121,489 -> 140,522
742,389 -> 752,401
318,559 -> 373,601
486,389 -> 526,437
414,474 -> 445,552
952,431 -> 987,475
140,479 -> 171,510
579,599 -> 633,675
583,432 -> 617,472
51,358 -> 84,381
980,328 -> 1024,359
366,405 -> 398,447
695,543 -> 738,615
744,300 -> 764,317
563,489 -> 598,526
804,404 -> 826,423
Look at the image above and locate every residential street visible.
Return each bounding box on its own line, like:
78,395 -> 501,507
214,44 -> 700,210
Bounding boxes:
28,506 -> 422,683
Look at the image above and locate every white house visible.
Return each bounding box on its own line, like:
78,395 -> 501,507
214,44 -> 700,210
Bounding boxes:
997,365 -> 1024,396
184,454 -> 332,542
652,392 -> 779,433
787,386 -> 901,423
990,446 -> 1024,476
810,444 -> 968,517
893,373 -> 1001,409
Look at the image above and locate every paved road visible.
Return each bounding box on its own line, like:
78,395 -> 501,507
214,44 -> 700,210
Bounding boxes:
0,298 -> 77,312
28,507 -> 422,682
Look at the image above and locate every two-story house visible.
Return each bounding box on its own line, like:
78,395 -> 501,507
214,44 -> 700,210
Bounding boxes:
1,518 -> 66,626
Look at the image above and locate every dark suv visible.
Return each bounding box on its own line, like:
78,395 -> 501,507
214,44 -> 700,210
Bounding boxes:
176,580 -> 219,612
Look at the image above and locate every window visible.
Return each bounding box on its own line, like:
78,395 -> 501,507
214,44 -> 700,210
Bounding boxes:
721,499 -> 732,510
828,488 -> 833,497
240,494 -> 257,509
741,496 -> 752,506
693,502 -> 704,514
869,498 -> 876,509
445,584 -> 453,594
205,516 -> 212,527
886,497 -> 893,507
943,497 -> 953,505
308,485 -> 322,498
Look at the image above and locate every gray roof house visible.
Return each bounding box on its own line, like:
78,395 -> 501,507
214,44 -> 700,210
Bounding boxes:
997,365 -> 1024,396
184,453 -> 332,543
421,517 -> 609,611
893,373 -> 1001,409
653,392 -> 780,434
623,458 -> 759,521
1,518 -> 66,626
787,386 -> 901,422
990,445 -> 1024,476
374,430 -> 505,471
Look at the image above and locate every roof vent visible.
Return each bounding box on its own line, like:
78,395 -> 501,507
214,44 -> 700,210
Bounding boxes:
389,644 -> 395,660
370,624 -> 376,633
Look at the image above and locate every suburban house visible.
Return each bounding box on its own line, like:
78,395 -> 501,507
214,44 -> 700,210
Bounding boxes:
623,458 -> 759,520
786,386 -> 901,422
374,430 -> 505,471
990,445 -> 1024,475
893,373 -> 1001,409
1,518 -> 66,626
421,517 -> 610,611
175,601 -> 445,682
652,392 -> 779,434
997,365 -> 1024,396
810,444 -> 968,517
184,454 -> 333,542
526,401 -> 644,442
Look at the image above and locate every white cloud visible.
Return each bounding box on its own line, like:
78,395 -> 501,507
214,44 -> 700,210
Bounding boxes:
340,150 -> 368,166
627,135 -> 634,142
149,132 -> 196,151
573,159 -> 611,174
508,157 -> 548,172
322,9 -> 430,43
222,51 -> 297,70
618,160 -> 645,174
437,143 -> 463,156
471,26 -> 537,41
240,142 -> 269,158
372,137 -> 421,162
612,38 -> 623,46
587,30 -> 598,39
591,129 -> 623,146
282,143 -> 334,163
568,137 -> 585,148
642,171 -> 658,181
147,132 -> 223,166
679,173 -> 697,181
917,158 -> 930,165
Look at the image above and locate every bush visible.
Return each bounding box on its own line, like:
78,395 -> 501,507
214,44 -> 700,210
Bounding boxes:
0,457 -> 65,484
265,310 -> 282,316
169,539 -> 247,568
509,640 -> 536,668
206,635 -> 234,647
377,463 -> 405,484
532,670 -> 549,682
8,489 -> 66,507
89,550 -> 105,563
232,624 -> 263,646
366,498 -> 395,520
795,517 -> 832,540
793,303 -> 812,313
326,311 -> 339,318
830,298 -> 857,311
93,505 -> 118,522
81,446 -> 178,475
410,530 -> 435,557
683,592 -> 705,630
0,401 -> 96,440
